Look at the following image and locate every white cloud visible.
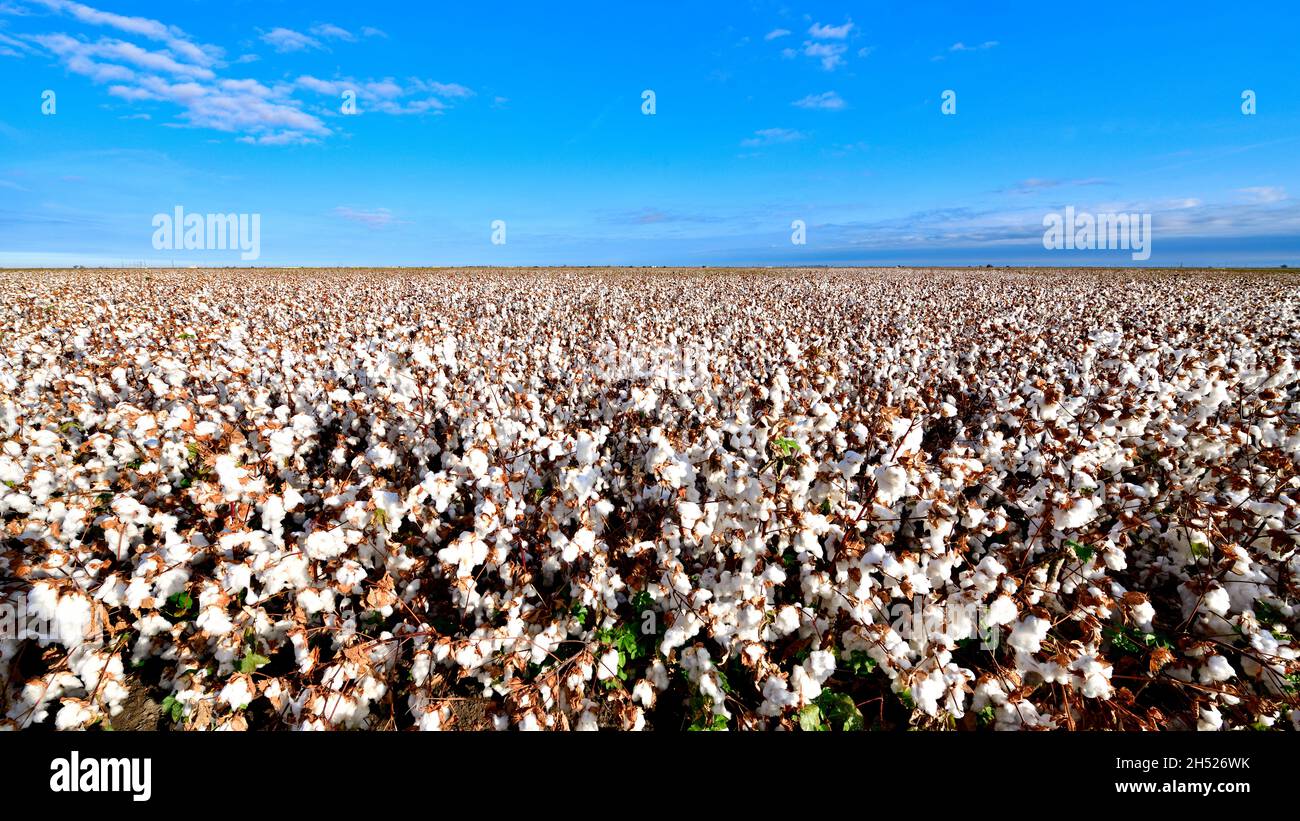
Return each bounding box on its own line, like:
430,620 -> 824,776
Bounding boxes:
361,26 -> 388,38
8,1 -> 473,145
803,41 -> 846,70
741,127 -> 806,147
808,21 -> 853,39
1238,186 -> 1287,204
792,91 -> 845,110
295,74 -> 473,114
310,23 -> 355,42
32,34 -> 215,79
260,27 -> 322,53
764,28 -> 791,40
334,206 -> 396,227
950,40 -> 999,52
32,0 -> 219,66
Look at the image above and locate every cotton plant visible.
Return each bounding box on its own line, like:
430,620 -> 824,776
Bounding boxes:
0,266 -> 1297,731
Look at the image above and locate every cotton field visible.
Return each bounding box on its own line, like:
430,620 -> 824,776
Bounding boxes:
2,266 -> 1298,732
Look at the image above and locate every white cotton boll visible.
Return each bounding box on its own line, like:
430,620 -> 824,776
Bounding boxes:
805,650 -> 836,684
55,700 -> 94,730
1203,585 -> 1231,617
1069,654 -> 1114,699
678,501 -> 703,533
1198,706 -> 1223,731
420,471 -> 457,513
985,595 -> 1018,627
912,670 -> 947,716
575,708 -> 599,731
874,465 -> 908,505
1056,496 -> 1098,530
371,489 -> 404,530
220,676 -> 255,710
1130,599 -> 1156,632
649,659 -> 670,691
464,449 -> 489,479
416,706 -> 446,731
214,455 -> 248,498
196,605 -> 233,636
791,664 -> 822,704
574,432 -> 598,465
632,679 -> 656,708
771,605 -> 801,636
283,485 -> 305,512
1201,655 -> 1235,683
335,560 -> 367,591
571,528 -> 596,557
52,592 -> 94,648
297,587 -> 335,615
758,675 -> 797,716
596,649 -> 620,681
110,495 -> 151,525
1008,615 -> 1050,654
268,428 -> 296,462
437,533 -> 489,577
262,494 -> 286,539
304,528 -> 348,561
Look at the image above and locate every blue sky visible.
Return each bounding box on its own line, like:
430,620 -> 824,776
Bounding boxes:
1,0 -> 1298,267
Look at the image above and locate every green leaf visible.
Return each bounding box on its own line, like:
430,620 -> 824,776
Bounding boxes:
164,591 -> 194,619
797,704 -> 826,731
238,652 -> 271,674
631,590 -> 654,612
845,650 -> 877,676
160,695 -> 184,723
1069,540 -> 1095,562
898,688 -> 915,711
1189,542 -> 1211,560
771,437 -> 800,457
815,690 -> 864,731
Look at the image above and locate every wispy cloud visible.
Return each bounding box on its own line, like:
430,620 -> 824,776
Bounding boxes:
802,41 -> 846,70
334,206 -> 398,228
295,75 -> 473,114
1238,186 -> 1287,204
309,23 -> 354,42
772,20 -> 858,70
808,21 -> 853,40
950,40 -> 999,52
1003,177 -> 1112,194
259,27 -> 321,53
603,207 -> 725,226
792,91 -> 845,110
740,127 -> 806,147
31,0 -> 219,66
3,1 -> 471,145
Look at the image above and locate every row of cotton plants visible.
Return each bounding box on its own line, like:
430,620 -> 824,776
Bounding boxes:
1,267 -> 1297,731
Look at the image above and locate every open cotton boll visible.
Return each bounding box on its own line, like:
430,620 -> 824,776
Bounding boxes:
304,528 -> 348,561
1200,655 -> 1236,683
1198,706 -> 1223,731
874,465 -> 908,506
1056,496 -> 1098,530
596,649 -> 620,681
1008,615 -> 1050,654
54,700 -> 95,730
7,268 -> 1300,731
984,595 -> 1018,627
